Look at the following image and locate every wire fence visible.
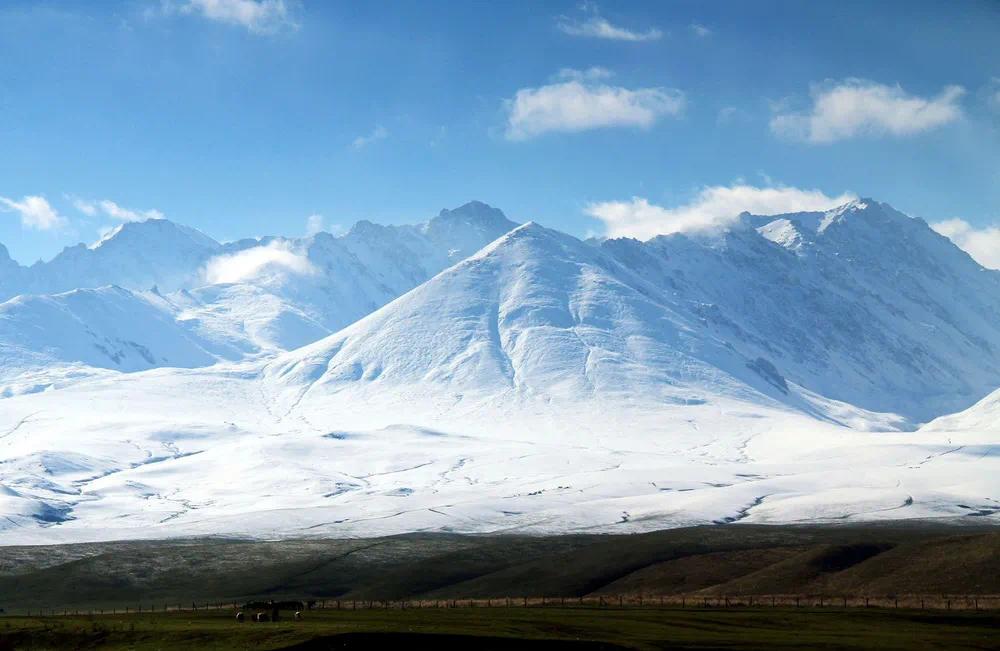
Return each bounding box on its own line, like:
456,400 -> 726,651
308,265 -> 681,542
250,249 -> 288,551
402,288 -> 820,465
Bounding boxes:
7,593 -> 1000,617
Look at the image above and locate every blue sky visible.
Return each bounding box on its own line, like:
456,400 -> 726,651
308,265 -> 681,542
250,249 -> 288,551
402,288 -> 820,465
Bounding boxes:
1,0 -> 998,266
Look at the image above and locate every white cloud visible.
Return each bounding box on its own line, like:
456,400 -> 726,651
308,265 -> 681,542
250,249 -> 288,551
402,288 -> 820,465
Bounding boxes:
556,67 -> 614,82
0,195 -> 67,231
771,79 -> 965,144
352,125 -> 389,150
689,23 -> 712,37
97,199 -> 164,222
586,183 -> 856,240
73,197 -> 163,221
203,241 -> 316,284
931,218 -> 1000,269
178,0 -> 295,34
72,198 -> 99,217
306,213 -> 324,235
556,3 -> 661,41
504,78 -> 684,141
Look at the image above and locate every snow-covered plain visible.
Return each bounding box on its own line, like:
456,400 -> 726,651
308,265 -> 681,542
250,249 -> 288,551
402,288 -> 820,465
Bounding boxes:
0,200 -> 997,543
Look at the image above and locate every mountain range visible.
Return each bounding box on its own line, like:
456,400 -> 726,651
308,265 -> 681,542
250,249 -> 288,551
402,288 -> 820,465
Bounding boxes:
0,199 -> 997,543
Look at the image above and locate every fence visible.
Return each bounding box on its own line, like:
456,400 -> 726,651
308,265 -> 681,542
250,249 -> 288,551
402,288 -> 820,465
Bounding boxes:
8,593 -> 1000,617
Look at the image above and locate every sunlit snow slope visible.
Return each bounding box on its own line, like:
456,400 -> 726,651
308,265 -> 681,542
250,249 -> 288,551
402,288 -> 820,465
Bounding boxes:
0,199 -> 997,543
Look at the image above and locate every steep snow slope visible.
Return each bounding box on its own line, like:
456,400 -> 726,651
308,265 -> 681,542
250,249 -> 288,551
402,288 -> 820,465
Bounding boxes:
601,199 -> 1000,423
8,220 -> 222,300
0,244 -> 26,301
166,201 -> 518,352
268,223 -> 787,417
0,198 -> 997,543
0,202 -> 519,379
922,387 -> 1000,432
0,286 -> 248,395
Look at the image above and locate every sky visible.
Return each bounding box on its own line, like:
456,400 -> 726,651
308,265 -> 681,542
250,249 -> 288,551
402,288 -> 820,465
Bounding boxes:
0,0 -> 998,267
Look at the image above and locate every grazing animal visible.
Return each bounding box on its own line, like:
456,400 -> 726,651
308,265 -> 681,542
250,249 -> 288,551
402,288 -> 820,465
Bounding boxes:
255,612 -> 269,622
294,611 -> 302,620
235,611 -> 244,623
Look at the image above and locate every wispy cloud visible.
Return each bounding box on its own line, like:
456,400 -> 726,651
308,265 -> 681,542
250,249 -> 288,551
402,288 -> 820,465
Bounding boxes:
352,125 -> 389,150
556,2 -> 661,42
771,79 -> 964,144
717,106 -> 751,125
73,198 -> 164,222
72,197 -> 99,217
986,77 -> 1000,112
306,213 -> 324,235
689,23 -> 712,37
586,183 -> 856,240
203,240 -> 316,284
932,218 -> 1000,269
0,195 -> 67,231
157,0 -> 297,35
504,73 -> 684,141
555,67 -> 614,82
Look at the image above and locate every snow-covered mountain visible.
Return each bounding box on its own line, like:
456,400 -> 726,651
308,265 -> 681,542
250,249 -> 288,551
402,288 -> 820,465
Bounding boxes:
0,197 -> 997,542
266,222 -> 799,425
0,201 -> 519,381
0,286 -> 253,397
600,199 -> 1000,422
923,387 -> 1000,432
3,219 -> 223,301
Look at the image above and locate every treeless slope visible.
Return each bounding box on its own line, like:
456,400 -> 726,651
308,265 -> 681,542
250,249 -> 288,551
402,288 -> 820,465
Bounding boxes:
818,532 -> 1000,595
590,547 -> 808,596
699,532 -> 1000,596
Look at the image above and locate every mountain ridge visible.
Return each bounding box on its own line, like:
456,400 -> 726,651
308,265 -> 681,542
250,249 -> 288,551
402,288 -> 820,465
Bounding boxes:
0,198 -> 998,542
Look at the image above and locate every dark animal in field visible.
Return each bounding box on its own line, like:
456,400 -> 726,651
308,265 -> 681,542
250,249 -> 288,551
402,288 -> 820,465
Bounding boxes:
294,611 -> 302,620
254,612 -> 269,622
235,611 -> 244,623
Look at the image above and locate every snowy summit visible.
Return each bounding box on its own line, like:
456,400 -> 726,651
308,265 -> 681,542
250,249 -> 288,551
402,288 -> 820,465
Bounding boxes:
0,199 -> 998,543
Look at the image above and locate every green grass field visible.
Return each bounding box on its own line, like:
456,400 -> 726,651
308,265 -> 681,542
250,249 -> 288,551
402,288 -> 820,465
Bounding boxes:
1,606 -> 998,650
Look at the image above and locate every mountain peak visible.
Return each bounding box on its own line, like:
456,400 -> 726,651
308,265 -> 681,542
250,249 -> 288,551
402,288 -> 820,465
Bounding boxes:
90,218 -> 220,251
430,201 -> 518,232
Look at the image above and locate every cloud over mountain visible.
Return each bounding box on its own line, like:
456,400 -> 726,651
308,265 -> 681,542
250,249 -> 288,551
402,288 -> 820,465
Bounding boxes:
585,184 -> 855,239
